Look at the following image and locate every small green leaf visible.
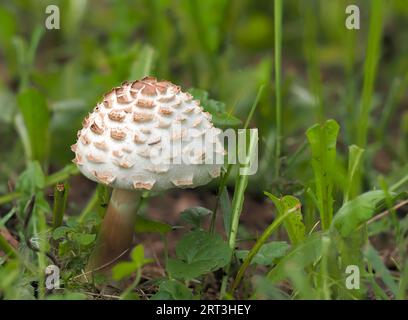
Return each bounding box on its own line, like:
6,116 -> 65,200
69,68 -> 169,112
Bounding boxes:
151,279 -> 194,300
112,261 -> 138,281
130,244 -> 153,267
265,193 -> 305,245
52,226 -> 70,240
236,241 -> 290,266
135,216 -> 172,235
112,245 -> 152,280
72,233 -> 96,246
167,230 -> 232,280
180,207 -> 212,228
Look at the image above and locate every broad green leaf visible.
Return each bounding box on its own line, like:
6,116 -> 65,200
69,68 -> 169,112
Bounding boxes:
151,280 -> 194,300
306,119 -> 339,230
332,190 -> 397,237
15,161 -> 45,195
236,241 -> 290,266
17,88 -> 50,163
167,230 -> 232,280
264,193 -> 305,245
135,216 -> 172,235
180,207 -> 212,228
268,233 -> 322,283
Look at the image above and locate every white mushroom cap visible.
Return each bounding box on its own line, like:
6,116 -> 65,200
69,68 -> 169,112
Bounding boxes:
71,77 -> 225,191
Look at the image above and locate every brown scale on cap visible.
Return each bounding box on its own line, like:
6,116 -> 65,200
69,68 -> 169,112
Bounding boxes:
134,133 -> 146,144
82,114 -> 91,128
133,181 -> 155,190
110,128 -> 127,141
122,146 -> 132,153
158,95 -> 175,103
183,106 -> 195,114
133,112 -> 154,122
131,81 -> 144,91
141,85 -> 157,96
90,122 -> 104,135
184,93 -> 193,102
80,134 -> 91,145
114,158 -> 134,169
147,136 -> 161,145
156,117 -> 171,128
117,94 -> 132,104
108,110 -> 126,122
72,153 -> 84,165
158,107 -> 173,116
140,127 -> 151,134
172,176 -> 194,187
87,153 -> 105,164
94,141 -> 108,151
103,100 -> 112,108
112,149 -> 123,158
94,171 -> 116,185
136,99 -> 155,108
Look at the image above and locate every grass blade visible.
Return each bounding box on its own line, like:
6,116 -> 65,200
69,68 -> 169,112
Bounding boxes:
344,145 -> 365,203
356,0 -> 384,147
274,0 -> 283,177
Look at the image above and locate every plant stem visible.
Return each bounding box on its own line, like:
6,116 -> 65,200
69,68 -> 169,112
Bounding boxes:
86,188 -> 141,277
230,209 -> 290,294
274,0 -> 283,178
356,0 -> 384,147
219,131 -> 258,298
209,85 -> 264,234
390,174 -> 408,192
52,182 -> 68,229
120,268 -> 142,300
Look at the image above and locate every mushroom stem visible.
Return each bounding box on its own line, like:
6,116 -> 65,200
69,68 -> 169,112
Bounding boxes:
86,188 -> 141,277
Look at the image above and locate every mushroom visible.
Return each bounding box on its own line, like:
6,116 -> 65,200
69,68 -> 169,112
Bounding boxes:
72,77 -> 225,276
